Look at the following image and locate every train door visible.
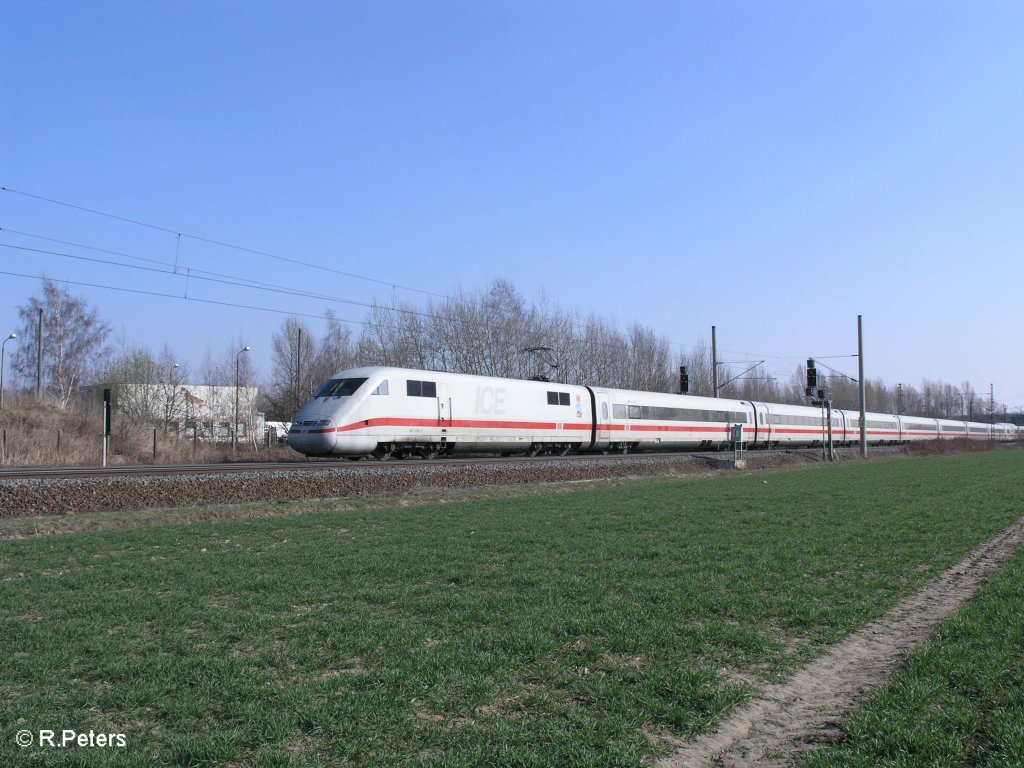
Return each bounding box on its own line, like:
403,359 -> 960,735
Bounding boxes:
437,383 -> 451,427
836,410 -> 847,446
751,402 -> 768,447
597,394 -> 611,437
592,391 -> 611,451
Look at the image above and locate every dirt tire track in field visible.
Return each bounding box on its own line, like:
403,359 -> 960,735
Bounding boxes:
653,514 -> 1024,768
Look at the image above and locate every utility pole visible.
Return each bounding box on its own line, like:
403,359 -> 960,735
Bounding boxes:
897,383 -> 903,415
296,327 -> 302,409
0,333 -> 15,410
990,384 -> 995,427
234,346 -> 250,451
858,314 -> 867,459
711,325 -> 719,398
35,308 -> 43,398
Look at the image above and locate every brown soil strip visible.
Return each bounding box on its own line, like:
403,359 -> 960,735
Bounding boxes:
653,513 -> 1024,768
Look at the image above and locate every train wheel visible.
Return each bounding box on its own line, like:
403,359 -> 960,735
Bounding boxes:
557,444 -> 571,456
372,445 -> 393,461
421,447 -> 439,460
526,444 -> 541,457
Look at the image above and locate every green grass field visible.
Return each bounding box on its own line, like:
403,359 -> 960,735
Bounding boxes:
2,451 -> 1022,767
802,549 -> 1024,768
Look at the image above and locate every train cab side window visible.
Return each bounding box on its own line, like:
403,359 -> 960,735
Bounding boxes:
559,392 -> 570,406
372,381 -> 389,396
315,379 -> 341,398
315,377 -> 368,398
406,380 -> 437,398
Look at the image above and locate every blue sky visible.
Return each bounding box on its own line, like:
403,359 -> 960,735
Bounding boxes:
3,1 -> 1022,406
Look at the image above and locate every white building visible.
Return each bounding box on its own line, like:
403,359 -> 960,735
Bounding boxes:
91,383 -> 265,443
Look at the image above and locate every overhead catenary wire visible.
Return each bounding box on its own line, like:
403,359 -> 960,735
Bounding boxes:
0,269 -> 367,326
0,242 -> 437,320
0,261 -> 685,363
2,187 -> 870,369
812,358 -> 859,383
2,226 -> 418,310
0,237 -> 854,377
1,185 -> 450,300
0,227 -> 718,361
2,187 -> 795,360
2,236 -> 682,363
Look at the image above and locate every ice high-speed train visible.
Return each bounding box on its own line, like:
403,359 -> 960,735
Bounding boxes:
287,366 -> 1020,459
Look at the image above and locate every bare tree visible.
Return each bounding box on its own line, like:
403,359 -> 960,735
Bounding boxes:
267,312 -> 357,419
12,279 -> 111,408
97,343 -> 189,431
961,381 -> 978,420
356,280 -> 679,391
347,278 -> 1014,419
623,323 -> 671,391
730,363 -> 782,403
313,310 -> 357,384
98,345 -> 162,423
268,317 -> 317,419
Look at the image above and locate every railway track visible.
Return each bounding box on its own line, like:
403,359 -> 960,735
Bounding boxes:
0,448 -> 822,482
0,450 -> 820,519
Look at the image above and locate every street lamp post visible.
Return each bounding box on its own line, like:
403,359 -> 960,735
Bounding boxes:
1,333 -> 16,410
234,347 -> 250,450
164,363 -> 180,432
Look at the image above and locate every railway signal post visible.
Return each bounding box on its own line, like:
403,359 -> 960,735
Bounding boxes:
102,388 -> 111,468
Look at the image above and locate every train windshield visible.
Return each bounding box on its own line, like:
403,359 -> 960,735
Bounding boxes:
314,377 -> 368,398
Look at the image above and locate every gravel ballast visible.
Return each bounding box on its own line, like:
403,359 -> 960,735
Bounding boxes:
0,452 -> 824,518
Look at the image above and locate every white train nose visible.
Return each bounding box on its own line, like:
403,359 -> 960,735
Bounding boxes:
287,420 -> 338,456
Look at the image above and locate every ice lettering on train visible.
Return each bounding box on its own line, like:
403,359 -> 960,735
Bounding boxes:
476,386 -> 506,415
